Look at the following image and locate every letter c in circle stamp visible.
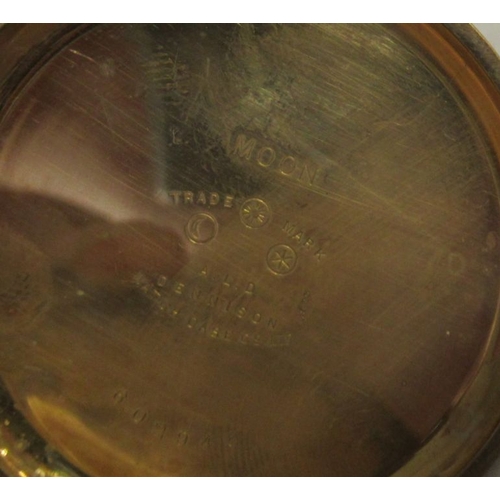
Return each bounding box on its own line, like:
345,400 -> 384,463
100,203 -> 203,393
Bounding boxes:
185,213 -> 219,244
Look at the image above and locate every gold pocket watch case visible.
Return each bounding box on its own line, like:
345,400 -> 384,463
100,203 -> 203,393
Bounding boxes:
1,23 -> 500,476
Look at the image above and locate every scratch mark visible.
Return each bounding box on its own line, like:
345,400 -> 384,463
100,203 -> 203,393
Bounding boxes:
68,49 -> 96,64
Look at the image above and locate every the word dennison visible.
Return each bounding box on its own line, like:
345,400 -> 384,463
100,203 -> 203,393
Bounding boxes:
134,267 -> 291,348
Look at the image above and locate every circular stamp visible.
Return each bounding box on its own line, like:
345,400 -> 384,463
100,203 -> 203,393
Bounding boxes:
266,244 -> 297,275
240,198 -> 271,229
185,213 -> 219,244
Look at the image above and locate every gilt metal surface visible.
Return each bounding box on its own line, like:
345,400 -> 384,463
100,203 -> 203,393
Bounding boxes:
1,24 -> 500,476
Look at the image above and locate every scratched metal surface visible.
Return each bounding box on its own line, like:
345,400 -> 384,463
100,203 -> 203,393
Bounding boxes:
471,23 -> 500,478
1,24 -> 500,476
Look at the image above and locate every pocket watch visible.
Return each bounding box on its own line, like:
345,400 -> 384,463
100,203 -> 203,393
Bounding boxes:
1,23 -> 500,476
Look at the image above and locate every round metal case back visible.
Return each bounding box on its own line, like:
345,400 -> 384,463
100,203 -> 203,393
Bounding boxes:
0,24 -> 500,476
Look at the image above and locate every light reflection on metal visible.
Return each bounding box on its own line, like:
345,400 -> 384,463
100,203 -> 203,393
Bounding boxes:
0,24 -> 500,476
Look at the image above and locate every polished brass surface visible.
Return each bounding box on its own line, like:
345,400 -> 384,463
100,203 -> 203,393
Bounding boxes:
1,24 -> 500,476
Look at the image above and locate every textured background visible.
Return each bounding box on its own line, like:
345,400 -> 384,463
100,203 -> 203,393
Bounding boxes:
473,23 -> 500,477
